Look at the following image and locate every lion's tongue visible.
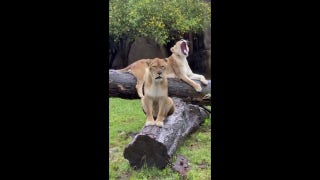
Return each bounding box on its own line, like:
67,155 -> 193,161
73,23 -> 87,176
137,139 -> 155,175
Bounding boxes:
181,42 -> 188,56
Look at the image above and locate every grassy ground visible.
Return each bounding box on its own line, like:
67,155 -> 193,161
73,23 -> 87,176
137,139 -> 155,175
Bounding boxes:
109,98 -> 211,180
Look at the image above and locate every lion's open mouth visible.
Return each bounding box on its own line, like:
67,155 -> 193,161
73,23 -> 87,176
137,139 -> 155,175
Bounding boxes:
155,76 -> 162,79
181,41 -> 188,56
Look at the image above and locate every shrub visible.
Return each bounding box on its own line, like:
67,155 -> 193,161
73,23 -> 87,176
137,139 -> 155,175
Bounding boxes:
109,0 -> 211,45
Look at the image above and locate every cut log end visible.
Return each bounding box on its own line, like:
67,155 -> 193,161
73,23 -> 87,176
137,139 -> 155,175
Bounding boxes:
124,132 -> 170,169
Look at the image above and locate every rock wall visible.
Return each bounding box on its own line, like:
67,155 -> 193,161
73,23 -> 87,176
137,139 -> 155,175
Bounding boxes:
187,28 -> 211,79
109,39 -> 133,70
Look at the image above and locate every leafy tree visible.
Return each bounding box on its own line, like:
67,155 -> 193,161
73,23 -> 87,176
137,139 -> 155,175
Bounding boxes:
109,0 -> 211,45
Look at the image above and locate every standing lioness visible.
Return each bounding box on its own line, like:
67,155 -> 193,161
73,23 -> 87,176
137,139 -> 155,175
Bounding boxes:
117,39 -> 208,98
142,58 -> 174,127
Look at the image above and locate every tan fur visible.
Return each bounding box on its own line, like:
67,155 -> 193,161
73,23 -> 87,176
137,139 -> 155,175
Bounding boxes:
141,58 -> 174,127
117,39 -> 208,98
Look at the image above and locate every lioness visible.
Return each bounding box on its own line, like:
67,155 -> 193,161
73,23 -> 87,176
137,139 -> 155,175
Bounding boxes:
142,58 -> 174,127
117,39 -> 208,98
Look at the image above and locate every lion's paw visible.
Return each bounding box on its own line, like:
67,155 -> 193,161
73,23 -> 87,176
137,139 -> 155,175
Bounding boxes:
201,79 -> 208,85
145,121 -> 156,126
155,121 -> 164,127
195,85 -> 202,92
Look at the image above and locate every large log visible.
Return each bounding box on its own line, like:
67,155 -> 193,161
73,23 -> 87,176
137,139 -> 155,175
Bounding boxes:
123,97 -> 210,169
109,70 -> 211,106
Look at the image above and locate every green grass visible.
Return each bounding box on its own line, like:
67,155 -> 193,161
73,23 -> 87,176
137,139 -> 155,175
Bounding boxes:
109,98 -> 211,180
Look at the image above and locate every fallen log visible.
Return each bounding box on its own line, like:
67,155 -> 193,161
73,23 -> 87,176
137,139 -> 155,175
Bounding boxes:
109,69 -> 211,106
123,97 -> 210,169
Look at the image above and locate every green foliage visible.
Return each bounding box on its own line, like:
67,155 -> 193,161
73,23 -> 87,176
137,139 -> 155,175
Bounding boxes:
109,98 -> 212,179
109,0 -> 211,45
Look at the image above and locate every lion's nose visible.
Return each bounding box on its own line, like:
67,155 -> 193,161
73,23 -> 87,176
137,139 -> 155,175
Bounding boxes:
157,71 -> 162,75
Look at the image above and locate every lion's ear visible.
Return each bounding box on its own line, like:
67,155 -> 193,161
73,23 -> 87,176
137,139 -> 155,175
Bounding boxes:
164,58 -> 168,63
170,47 -> 174,52
145,59 -> 152,66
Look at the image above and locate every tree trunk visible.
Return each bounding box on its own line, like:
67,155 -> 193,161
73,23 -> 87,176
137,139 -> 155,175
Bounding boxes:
123,97 -> 210,169
109,70 -> 211,106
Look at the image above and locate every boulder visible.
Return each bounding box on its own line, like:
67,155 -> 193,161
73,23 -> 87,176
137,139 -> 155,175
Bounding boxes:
128,37 -> 168,65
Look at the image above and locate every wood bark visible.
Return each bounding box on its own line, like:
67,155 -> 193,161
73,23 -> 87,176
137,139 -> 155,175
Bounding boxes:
109,70 -> 211,106
123,97 -> 210,169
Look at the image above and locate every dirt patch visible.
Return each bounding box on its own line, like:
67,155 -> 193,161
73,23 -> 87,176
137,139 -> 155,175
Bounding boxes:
115,171 -> 131,180
196,161 -> 210,169
126,131 -> 138,139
